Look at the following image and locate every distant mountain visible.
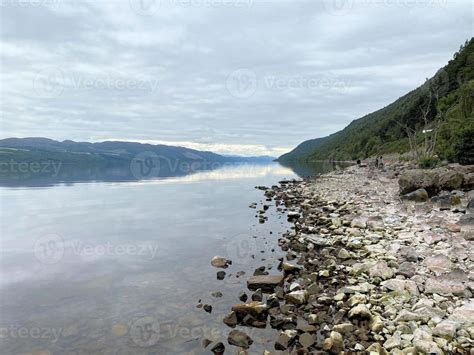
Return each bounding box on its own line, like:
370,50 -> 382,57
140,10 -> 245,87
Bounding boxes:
278,137 -> 329,162
0,138 -> 270,185
223,154 -> 276,162
279,38 -> 474,164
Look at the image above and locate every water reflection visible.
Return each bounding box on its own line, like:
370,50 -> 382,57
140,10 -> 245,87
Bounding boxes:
0,158 -> 353,188
0,161 -> 344,354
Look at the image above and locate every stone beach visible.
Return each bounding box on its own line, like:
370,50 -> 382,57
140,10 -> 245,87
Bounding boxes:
212,161 -> 474,354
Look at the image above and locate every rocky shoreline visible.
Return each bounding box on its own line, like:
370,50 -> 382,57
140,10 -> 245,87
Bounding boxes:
209,161 -> 474,354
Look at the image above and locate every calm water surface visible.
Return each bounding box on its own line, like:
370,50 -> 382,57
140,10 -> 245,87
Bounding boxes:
0,161 -> 344,354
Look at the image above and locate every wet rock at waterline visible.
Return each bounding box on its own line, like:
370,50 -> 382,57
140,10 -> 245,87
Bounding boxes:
227,330 -> 253,349
211,256 -> 231,268
247,275 -> 284,292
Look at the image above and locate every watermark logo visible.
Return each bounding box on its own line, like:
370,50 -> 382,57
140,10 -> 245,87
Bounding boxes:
129,0 -> 160,15
130,152 -> 162,179
322,0 -> 354,16
130,316 -> 161,347
226,68 -> 258,99
225,233 -> 258,265
34,68 -> 65,98
34,234 -> 64,265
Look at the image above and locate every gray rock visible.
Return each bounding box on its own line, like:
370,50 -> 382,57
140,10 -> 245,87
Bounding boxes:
399,246 -> 418,262
399,169 -> 437,195
247,275 -> 284,292
324,331 -> 343,353
286,290 -> 308,305
401,188 -> 429,202
369,260 -> 394,280
275,329 -> 298,350
396,261 -> 416,278
333,323 -> 354,334
459,214 -> 474,239
450,302 -> 474,324
433,320 -> 458,340
223,311 -> 238,328
351,216 -> 367,229
394,310 -> 426,322
425,275 -> 467,296
467,198 -> 474,213
298,332 -> 315,348
251,288 -> 263,302
210,342 -> 225,353
423,254 -> 453,273
227,329 -> 253,349
383,331 -> 401,350
348,304 -> 371,319
211,256 -> 231,268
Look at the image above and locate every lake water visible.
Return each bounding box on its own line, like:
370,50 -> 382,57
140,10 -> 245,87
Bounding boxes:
0,161 -> 342,354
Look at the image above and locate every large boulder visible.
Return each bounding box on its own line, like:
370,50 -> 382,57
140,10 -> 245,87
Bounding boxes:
399,165 -> 473,196
438,169 -> 464,190
399,169 -> 438,195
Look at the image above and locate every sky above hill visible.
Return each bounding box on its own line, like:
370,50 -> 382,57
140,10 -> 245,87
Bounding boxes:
0,0 -> 472,156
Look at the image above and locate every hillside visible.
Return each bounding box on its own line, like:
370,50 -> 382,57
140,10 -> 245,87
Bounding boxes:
278,137 -> 329,162
279,38 -> 474,164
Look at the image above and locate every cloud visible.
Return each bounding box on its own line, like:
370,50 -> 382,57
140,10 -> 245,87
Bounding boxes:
0,0 -> 471,155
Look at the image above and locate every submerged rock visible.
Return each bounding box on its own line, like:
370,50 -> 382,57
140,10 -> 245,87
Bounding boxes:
211,256 -> 231,268
275,329 -> 298,350
210,342 -> 225,354
223,311 -> 238,328
228,329 -> 253,349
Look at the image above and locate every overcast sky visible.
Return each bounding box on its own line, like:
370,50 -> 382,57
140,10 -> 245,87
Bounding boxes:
0,0 -> 472,156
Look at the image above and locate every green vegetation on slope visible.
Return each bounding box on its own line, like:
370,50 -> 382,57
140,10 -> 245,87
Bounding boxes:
279,38 -> 474,164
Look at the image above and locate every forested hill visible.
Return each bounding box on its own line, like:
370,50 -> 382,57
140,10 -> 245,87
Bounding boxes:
279,38 -> 474,164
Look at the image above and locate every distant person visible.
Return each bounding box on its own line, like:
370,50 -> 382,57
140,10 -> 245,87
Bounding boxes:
357,159 -> 361,166
379,156 -> 384,168
375,157 -> 379,168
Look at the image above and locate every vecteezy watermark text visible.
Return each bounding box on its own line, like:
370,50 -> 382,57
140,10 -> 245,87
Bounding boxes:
0,160 -> 62,177
130,316 -> 240,348
130,151 -> 241,179
34,234 -> 160,265
71,241 -> 159,260
0,325 -> 63,343
226,69 -> 352,98
33,69 -> 160,98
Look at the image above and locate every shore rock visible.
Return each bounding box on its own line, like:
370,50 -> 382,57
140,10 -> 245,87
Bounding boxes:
228,330 -> 253,349
211,256 -> 231,268
247,275 -> 284,291
401,188 -> 429,202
